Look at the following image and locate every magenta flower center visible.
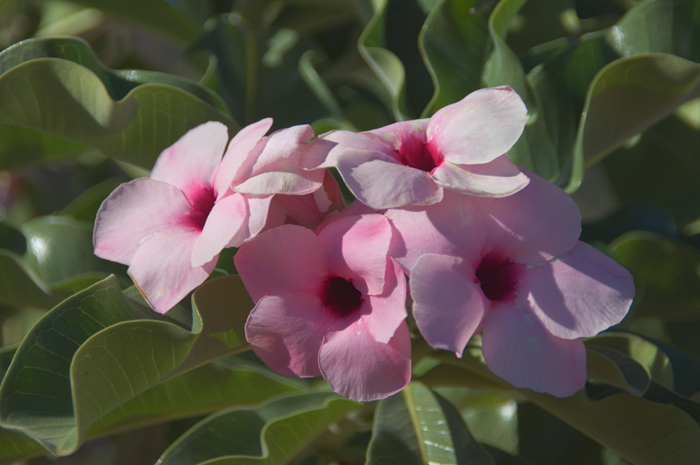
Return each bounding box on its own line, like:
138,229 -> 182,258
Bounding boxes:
397,133 -> 442,173
184,186 -> 216,231
322,276 -> 363,315
475,253 -> 520,303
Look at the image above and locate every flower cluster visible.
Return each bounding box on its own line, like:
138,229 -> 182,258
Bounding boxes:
94,86 -> 635,401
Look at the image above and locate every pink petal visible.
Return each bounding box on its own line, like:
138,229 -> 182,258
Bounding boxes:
317,214 -> 392,295
426,86 -> 527,165
93,178 -> 194,264
245,194 -> 275,238
245,291 -> 337,378
302,130 -> 389,169
411,254 -> 489,357
335,150 -> 443,209
518,241 -> 635,340
473,171 -> 582,264
432,155 -> 529,197
481,305 -> 587,397
128,228 -> 216,313
363,259 -> 408,343
319,318 -> 411,402
385,193 -> 481,273
364,119 -> 429,151
191,193 -> 248,267
150,122 -> 228,198
234,125 -> 327,195
234,224 -> 328,302
215,118 -> 273,196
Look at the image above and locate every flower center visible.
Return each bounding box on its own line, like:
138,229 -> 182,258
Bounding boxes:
322,276 -> 363,315
475,253 -> 520,303
185,186 -> 216,231
397,133 -> 442,173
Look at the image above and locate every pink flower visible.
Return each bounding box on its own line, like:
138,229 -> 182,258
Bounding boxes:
301,86 -> 530,209
386,172 -> 635,397
234,214 -> 411,402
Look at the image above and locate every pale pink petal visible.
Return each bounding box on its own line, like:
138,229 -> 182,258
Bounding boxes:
234,224 -> 328,302
518,241 -> 635,340
364,120 -> 429,152
303,130 -> 392,169
128,228 -> 216,313
385,192 -> 482,273
363,259 -> 408,343
245,194 -> 275,238
432,155 -> 529,197
335,151 -> 443,209
317,214 -> 392,295
481,305 -> 587,397
93,178 -> 193,264
426,86 -> 527,165
191,193 -> 248,267
319,318 -> 411,402
150,122 -> 228,197
245,291 -> 337,378
234,125 -> 327,195
411,254 -> 489,357
469,171 -> 581,264
215,118 -> 273,196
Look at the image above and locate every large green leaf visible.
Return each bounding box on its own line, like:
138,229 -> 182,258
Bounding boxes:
0,274 -> 255,456
367,381 -> 494,465
611,232 -> 700,320
573,53 -> 700,171
157,392 -> 360,464
609,0 -> 700,62
0,37 -> 236,170
21,215 -> 122,287
0,250 -> 62,309
419,0 -> 492,116
424,347 -> 700,465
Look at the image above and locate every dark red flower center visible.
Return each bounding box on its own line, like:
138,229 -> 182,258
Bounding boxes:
475,253 -> 520,303
322,276 -> 363,315
396,133 -> 442,173
185,186 -> 216,231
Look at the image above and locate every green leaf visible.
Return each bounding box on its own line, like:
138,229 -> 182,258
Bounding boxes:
22,215 -> 122,287
573,54 -> 700,171
357,0 -> 411,120
66,0 -> 199,45
0,274 -> 254,456
0,37 -> 236,170
419,0 -> 492,116
611,232 -> 700,319
157,392 -> 359,465
0,249 -> 63,309
609,0 -> 700,62
367,381 -> 494,465
430,351 -> 700,465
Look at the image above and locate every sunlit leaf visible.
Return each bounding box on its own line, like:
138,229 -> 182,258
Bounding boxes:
0,37 -> 235,170
609,0 -> 700,62
157,392 -> 359,465
0,274 -> 254,456
367,381 -> 494,465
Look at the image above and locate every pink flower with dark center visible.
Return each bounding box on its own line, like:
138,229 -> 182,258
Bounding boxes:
234,214 -> 411,402
386,172 -> 635,397
301,86 -> 530,209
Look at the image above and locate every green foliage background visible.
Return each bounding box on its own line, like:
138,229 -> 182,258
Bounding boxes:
0,0 -> 699,464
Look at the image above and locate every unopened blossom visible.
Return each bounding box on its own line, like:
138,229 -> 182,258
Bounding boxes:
94,119 -> 330,313
387,172 -> 635,397
301,86 -> 530,209
234,214 -> 411,402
